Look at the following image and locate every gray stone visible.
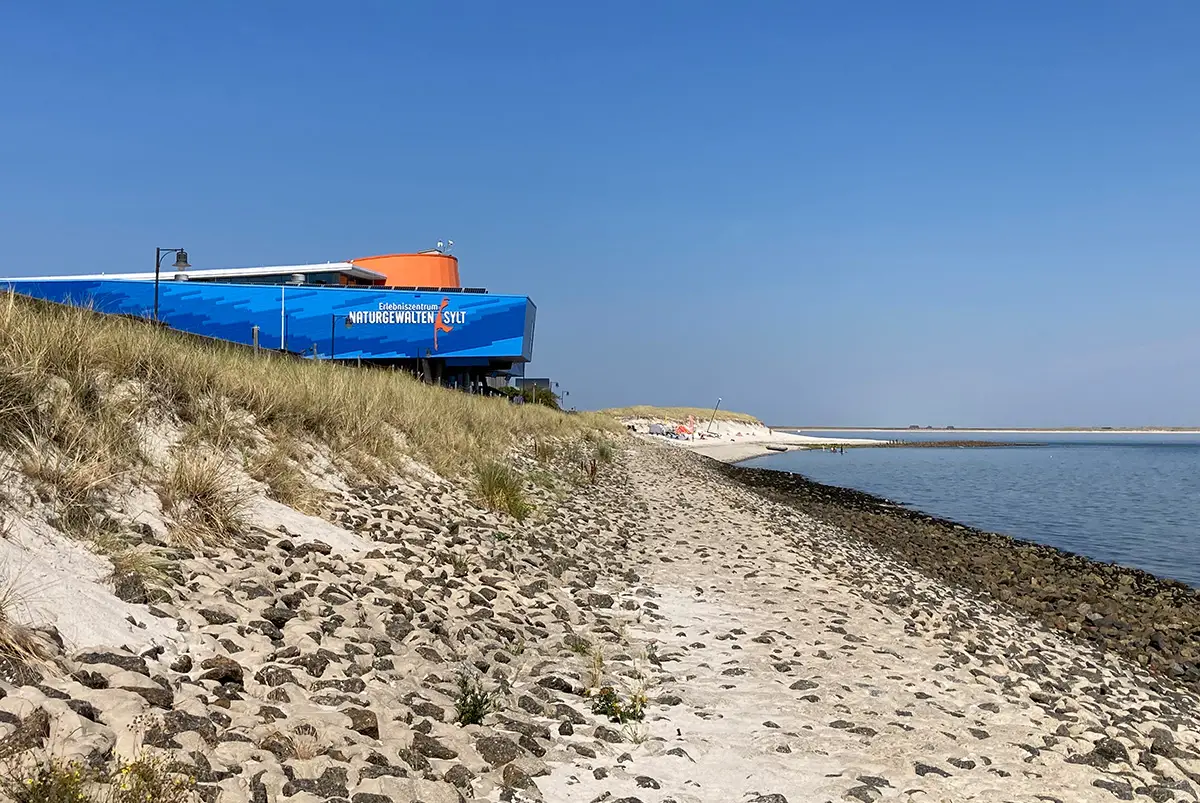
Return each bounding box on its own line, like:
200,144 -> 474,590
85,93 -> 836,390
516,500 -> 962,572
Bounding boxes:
351,794 -> 393,803
518,694 -> 545,715
281,766 -> 348,798
666,747 -> 694,762
553,702 -> 587,723
343,707 -> 380,739
258,607 -> 292,633
411,701 -> 445,722
586,593 -> 615,609
443,763 -> 475,788
412,731 -> 458,760
312,677 -> 366,694
1091,779 -> 1134,800
143,711 -> 218,749
254,665 -> 301,688
536,675 -> 576,694
1067,736 -> 1131,768
397,748 -> 431,772
477,735 -> 521,767
75,650 -> 148,675
594,725 -> 622,743
199,656 -> 244,685
291,541 -> 333,558
258,732 -> 296,761
121,684 -> 173,709
0,709 -> 49,759
198,609 -> 237,626
503,763 -> 536,790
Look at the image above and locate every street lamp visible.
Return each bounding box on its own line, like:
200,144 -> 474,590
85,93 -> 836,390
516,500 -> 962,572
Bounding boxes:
154,247 -> 190,322
331,314 -> 353,360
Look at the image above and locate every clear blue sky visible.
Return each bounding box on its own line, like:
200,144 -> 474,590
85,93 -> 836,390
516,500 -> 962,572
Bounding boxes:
2,2 -> 1198,425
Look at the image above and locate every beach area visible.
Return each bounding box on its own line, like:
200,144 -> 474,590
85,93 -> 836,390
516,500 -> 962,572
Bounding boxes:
8,6 -> 1200,801
0,311 -> 1196,802
624,417 -> 887,463
540,442 -> 1200,802
0,417 -> 1198,801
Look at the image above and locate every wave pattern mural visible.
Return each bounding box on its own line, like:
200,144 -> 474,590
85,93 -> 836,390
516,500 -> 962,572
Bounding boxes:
2,279 -> 535,362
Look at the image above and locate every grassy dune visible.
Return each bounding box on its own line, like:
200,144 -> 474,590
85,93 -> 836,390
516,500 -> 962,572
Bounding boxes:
0,292 -> 617,482
602,405 -> 762,426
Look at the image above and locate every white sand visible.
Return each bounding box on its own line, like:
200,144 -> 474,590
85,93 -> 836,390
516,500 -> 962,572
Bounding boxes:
625,418 -> 886,463
247,496 -> 371,554
0,518 -> 181,655
539,443 -> 1200,802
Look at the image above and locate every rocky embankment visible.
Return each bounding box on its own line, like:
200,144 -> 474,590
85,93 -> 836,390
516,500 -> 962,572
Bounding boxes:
3,439 -> 1200,802
718,460 -> 1200,689
0,450 -> 671,802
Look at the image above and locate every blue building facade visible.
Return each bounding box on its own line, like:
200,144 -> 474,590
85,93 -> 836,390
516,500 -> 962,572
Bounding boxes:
2,278 -> 535,370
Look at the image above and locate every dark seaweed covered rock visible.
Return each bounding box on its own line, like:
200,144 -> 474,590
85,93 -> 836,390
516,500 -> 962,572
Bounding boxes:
717,460 -> 1200,691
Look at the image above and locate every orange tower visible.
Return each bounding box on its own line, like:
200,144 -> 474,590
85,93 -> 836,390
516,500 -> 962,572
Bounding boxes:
349,252 -> 460,288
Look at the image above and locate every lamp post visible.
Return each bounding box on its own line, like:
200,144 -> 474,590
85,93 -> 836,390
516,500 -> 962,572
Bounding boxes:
154,247 -> 190,322
330,314 -> 353,361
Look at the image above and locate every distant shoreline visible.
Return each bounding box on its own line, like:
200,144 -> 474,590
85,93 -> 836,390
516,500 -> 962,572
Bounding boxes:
775,427 -> 1200,434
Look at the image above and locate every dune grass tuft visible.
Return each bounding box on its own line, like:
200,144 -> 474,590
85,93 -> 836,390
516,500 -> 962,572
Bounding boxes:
474,461 -> 531,521
158,449 -> 251,550
246,443 -> 324,514
105,545 -> 177,603
533,437 -> 558,463
18,428 -> 123,538
602,405 -> 761,425
594,439 -> 616,464
182,395 -> 255,452
0,574 -> 49,672
0,293 -> 618,482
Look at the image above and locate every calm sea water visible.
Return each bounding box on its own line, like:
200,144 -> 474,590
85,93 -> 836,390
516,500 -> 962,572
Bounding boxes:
744,432 -> 1200,587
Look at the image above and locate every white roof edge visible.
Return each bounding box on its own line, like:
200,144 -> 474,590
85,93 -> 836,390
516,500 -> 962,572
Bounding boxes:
2,263 -> 386,282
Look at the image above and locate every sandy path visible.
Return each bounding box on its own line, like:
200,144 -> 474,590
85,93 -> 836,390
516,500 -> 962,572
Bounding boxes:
539,444 -> 1200,802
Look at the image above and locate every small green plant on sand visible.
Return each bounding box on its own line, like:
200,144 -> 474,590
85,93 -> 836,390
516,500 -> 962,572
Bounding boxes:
621,721 -> 650,744
448,552 -> 471,577
591,686 -> 647,723
594,439 -> 616,464
107,753 -> 199,803
0,752 -> 199,803
454,668 -> 495,726
586,646 -> 605,689
473,462 -> 531,522
0,756 -> 92,803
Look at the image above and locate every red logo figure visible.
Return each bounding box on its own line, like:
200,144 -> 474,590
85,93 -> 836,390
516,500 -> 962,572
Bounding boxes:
433,297 -> 454,350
